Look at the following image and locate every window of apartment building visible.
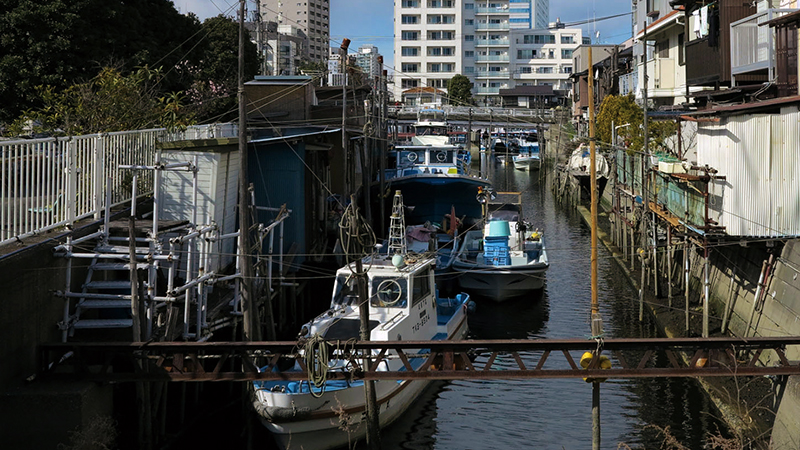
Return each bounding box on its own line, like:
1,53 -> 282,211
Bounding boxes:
464,66 -> 474,73
510,18 -> 528,24
442,63 -> 454,71
428,47 -> 455,56
429,79 -> 447,88
402,79 -> 419,88
428,15 -> 455,24
562,65 -> 573,74
428,0 -> 454,7
429,63 -> 442,72
401,47 -> 420,56
402,63 -> 419,72
517,49 -> 536,59
561,49 -> 573,59
536,67 -> 553,74
561,35 -> 575,44
401,31 -> 419,40
465,35 -> 474,41
465,50 -> 474,57
656,39 -> 669,59
428,31 -> 454,40
465,19 -> 474,25
402,15 -> 419,24
489,66 -> 502,72
402,0 -> 419,7
465,2 -> 474,9
519,67 -> 532,74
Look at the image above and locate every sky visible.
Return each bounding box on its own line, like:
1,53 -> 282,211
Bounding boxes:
173,0 -> 633,70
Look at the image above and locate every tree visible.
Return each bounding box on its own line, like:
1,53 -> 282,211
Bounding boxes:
184,15 -> 259,123
0,0 -> 201,123
447,74 -> 474,106
596,94 -> 677,154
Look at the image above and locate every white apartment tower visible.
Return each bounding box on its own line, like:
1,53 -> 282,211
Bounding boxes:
394,0 -> 551,105
261,0 -> 330,64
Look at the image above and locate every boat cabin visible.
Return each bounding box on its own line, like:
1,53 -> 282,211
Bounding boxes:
388,145 -> 464,178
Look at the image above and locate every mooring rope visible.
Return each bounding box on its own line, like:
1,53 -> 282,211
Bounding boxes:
304,334 -> 329,398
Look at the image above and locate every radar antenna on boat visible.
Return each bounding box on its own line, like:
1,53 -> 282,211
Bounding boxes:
388,190 -> 408,256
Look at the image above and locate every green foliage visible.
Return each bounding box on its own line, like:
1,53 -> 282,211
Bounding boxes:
0,0 -> 201,123
447,74 -> 474,106
8,66 -> 194,135
596,94 -> 642,148
596,94 -> 678,154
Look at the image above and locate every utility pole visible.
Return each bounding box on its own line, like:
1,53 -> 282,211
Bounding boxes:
642,21 -> 653,298
588,46 -> 602,450
340,38 -> 351,199
255,1 -> 265,75
239,0 -> 267,341
378,61 -> 387,235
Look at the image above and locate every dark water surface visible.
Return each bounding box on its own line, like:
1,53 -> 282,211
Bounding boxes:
377,159 -> 725,450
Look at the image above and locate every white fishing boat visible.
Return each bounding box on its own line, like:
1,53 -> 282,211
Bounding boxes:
252,194 -> 473,450
411,107 -> 450,146
452,191 -> 549,302
512,135 -> 541,171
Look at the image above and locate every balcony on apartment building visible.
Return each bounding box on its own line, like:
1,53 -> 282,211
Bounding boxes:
730,8 -> 799,87
475,69 -> 510,79
475,6 -> 511,14
475,86 -> 506,94
476,22 -> 510,31
475,54 -> 510,62
644,57 -> 677,94
476,39 -> 510,47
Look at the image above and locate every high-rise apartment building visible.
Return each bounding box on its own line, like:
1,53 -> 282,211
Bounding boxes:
260,0 -> 330,64
355,45 -> 383,81
394,0 -> 553,105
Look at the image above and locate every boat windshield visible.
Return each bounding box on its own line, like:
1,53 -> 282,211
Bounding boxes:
332,274 -> 359,306
370,276 -> 408,308
415,126 -> 447,136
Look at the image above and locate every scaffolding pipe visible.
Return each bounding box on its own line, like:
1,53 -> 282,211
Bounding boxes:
684,237 -> 690,332
703,240 -> 710,338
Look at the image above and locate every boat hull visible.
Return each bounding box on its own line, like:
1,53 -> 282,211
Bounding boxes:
512,157 -> 541,171
453,264 -> 547,302
384,175 -> 490,225
255,313 -> 470,450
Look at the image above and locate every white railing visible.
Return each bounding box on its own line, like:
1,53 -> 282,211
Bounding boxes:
475,55 -> 510,62
730,9 -> 798,83
475,22 -> 510,30
475,39 -> 510,46
0,124 -> 236,247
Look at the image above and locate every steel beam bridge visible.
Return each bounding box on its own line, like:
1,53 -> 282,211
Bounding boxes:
39,337 -> 800,383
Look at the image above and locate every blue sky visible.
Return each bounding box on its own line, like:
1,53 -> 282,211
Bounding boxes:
174,0 -> 633,69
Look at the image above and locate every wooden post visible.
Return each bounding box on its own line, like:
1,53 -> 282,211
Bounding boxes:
703,239 -> 710,338
667,226 -> 673,307
684,236 -> 690,332
352,195 -> 381,449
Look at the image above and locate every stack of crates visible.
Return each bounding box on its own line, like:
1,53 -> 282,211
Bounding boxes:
484,220 -> 511,266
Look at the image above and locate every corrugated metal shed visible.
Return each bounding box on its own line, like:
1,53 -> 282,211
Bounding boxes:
249,140 -> 306,265
159,139 -> 239,273
697,107 -> 800,236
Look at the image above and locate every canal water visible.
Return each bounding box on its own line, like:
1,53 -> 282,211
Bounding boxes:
182,157 -> 727,450
375,158 -> 727,450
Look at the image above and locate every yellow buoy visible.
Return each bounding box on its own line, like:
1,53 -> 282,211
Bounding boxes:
580,352 -> 612,382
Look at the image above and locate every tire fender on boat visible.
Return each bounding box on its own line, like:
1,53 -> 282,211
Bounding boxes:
253,401 -> 313,423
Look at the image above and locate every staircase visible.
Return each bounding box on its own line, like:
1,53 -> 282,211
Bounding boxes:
57,226 -> 155,341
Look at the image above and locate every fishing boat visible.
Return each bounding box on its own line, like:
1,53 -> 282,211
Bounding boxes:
383,144 -> 490,227
512,135 -> 541,171
452,191 -> 549,302
411,107 -> 450,146
567,143 -> 610,197
252,195 -> 473,450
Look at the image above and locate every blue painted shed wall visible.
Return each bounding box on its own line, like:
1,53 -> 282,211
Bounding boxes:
249,142 -> 306,266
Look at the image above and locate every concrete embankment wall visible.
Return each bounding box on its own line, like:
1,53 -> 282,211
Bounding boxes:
571,167 -> 800,449
0,224 -> 112,449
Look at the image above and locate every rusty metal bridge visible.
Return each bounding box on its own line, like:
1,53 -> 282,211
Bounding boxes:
39,336 -> 800,383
